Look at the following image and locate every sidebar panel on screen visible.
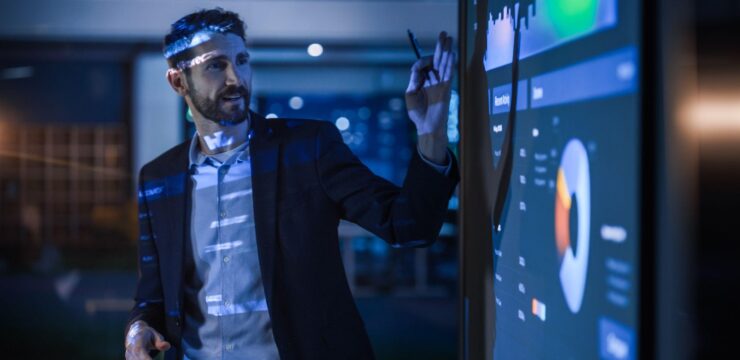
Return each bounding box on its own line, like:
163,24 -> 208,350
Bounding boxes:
466,0 -> 642,359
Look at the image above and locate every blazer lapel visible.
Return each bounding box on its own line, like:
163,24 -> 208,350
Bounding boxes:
249,112 -> 280,309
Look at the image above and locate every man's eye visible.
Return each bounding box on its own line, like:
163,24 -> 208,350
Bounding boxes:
237,56 -> 250,65
206,62 -> 225,71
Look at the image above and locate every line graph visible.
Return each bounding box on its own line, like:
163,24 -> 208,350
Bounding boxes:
485,0 -> 618,71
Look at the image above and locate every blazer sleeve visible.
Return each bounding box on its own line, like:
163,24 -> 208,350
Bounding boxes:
315,121 -> 459,247
125,170 -> 166,334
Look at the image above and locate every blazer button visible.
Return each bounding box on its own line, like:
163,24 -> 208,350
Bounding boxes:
175,319 -> 181,327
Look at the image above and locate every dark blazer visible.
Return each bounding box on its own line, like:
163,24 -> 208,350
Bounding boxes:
127,112 -> 459,360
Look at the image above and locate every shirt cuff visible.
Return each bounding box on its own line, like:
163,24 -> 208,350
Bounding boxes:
417,146 -> 452,176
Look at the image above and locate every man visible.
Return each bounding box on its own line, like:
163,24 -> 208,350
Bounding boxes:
125,8 -> 457,360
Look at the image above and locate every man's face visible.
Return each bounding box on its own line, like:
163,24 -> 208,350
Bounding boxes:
182,33 -> 252,126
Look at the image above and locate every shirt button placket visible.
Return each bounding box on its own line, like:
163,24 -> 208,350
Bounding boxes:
218,166 -> 226,234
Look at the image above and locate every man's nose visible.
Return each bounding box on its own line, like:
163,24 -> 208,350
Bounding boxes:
224,63 -> 240,86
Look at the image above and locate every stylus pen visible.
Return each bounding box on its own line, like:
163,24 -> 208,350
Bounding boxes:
407,29 -> 423,59
407,29 -> 439,81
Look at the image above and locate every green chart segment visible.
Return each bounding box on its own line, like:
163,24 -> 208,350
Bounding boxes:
484,0 -> 618,70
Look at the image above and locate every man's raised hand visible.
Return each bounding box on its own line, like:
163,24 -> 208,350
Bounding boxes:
405,31 -> 454,164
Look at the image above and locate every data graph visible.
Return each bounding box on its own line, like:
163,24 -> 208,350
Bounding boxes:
555,139 -> 591,314
484,0 -> 618,70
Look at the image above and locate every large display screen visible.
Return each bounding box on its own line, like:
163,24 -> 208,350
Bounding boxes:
464,0 -> 642,358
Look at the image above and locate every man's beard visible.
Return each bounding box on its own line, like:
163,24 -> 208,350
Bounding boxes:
188,84 -> 250,126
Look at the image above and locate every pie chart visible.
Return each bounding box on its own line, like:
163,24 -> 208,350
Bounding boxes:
554,139 -> 591,314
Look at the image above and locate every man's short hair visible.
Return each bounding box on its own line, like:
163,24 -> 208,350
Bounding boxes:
163,8 -> 247,69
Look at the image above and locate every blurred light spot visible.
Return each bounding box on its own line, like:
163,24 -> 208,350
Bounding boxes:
289,96 -> 304,110
341,132 -> 353,144
358,107 -> 371,120
533,128 -> 539,137
616,61 -> 635,80
266,113 -> 278,119
307,43 -> 324,57
54,270 -> 80,302
370,237 -> 388,256
378,111 -> 393,129
389,98 -> 404,111
688,95 -> 740,136
85,298 -> 133,315
1,66 -> 34,80
335,116 -> 350,131
352,132 -> 364,145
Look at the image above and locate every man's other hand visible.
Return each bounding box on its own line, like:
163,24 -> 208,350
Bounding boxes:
124,321 -> 171,360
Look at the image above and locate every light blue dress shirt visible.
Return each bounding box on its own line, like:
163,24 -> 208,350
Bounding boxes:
182,132 -> 280,360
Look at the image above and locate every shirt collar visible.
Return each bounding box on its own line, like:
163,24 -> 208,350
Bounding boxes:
188,116 -> 251,168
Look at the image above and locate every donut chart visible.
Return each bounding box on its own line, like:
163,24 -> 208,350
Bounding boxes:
554,139 -> 591,314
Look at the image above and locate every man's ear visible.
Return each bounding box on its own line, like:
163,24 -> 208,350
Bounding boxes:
166,68 -> 189,96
